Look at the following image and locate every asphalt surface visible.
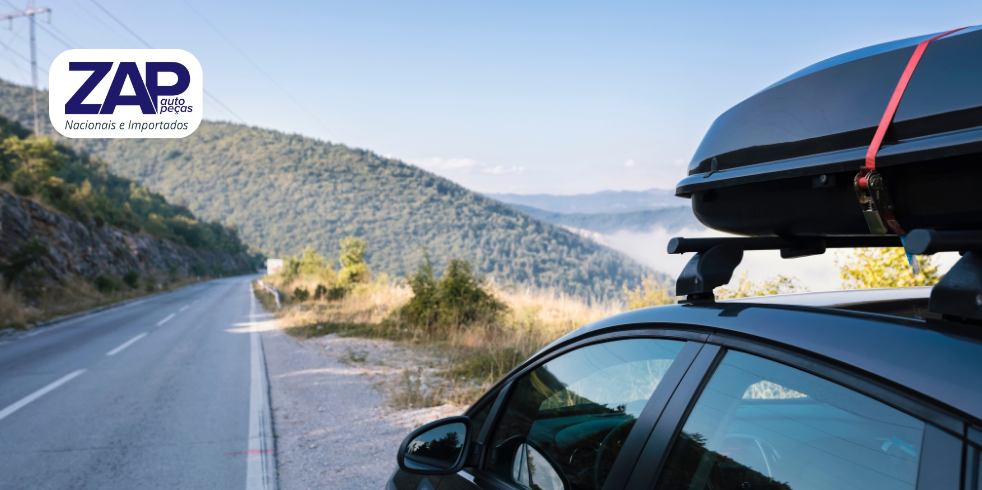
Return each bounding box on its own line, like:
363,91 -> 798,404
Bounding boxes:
0,276 -> 273,490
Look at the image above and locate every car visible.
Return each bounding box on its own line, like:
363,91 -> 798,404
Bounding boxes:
386,25 -> 982,490
388,287 -> 982,490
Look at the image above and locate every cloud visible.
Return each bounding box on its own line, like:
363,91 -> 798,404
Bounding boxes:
672,158 -> 687,166
624,159 -> 635,168
482,165 -> 525,175
407,157 -> 479,171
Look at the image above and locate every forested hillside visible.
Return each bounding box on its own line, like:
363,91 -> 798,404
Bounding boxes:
0,79 -> 652,299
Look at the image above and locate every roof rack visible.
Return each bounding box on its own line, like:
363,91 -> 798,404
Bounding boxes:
668,230 -> 982,323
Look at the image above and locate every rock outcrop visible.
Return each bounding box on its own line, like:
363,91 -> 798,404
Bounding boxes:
0,190 -> 253,284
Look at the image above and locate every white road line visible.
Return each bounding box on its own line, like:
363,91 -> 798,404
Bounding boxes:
179,305 -> 190,312
246,290 -> 276,490
0,369 -> 86,422
156,313 -> 175,326
106,333 -> 148,356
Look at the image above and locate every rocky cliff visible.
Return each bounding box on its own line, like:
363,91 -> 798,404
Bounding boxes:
0,190 -> 254,286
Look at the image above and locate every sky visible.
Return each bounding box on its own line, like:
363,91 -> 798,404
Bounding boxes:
0,0 -> 980,194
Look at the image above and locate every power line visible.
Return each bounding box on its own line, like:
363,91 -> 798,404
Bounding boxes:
35,21 -> 73,49
58,0 -> 130,45
177,0 -> 335,138
0,21 -> 24,58
85,0 -> 246,124
203,92 -> 247,123
87,0 -> 151,48
0,36 -> 45,72
7,23 -> 55,60
41,18 -> 79,48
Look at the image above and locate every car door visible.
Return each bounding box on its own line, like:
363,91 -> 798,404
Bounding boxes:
439,333 -> 707,490
624,344 -> 968,490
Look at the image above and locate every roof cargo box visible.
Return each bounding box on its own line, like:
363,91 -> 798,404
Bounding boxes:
677,26 -> 982,237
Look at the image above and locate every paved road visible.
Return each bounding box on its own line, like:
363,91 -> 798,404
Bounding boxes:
0,276 -> 275,490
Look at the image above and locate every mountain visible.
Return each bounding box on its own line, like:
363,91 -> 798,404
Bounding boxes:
0,79 -> 652,299
486,188 -> 684,214
508,204 -> 701,235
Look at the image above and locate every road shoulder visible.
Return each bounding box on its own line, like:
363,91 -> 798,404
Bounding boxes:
261,328 -> 461,490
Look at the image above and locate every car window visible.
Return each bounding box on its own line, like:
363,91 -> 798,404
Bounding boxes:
971,444 -> 982,490
655,350 -> 925,490
486,338 -> 686,490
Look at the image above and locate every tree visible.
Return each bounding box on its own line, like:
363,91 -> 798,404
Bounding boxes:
715,272 -> 808,300
297,246 -> 328,275
838,248 -> 940,289
337,236 -> 369,286
623,275 -> 674,310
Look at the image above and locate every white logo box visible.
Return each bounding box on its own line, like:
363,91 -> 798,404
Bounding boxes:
49,49 -> 203,138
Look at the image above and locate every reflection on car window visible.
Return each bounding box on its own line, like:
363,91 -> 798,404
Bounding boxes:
487,339 -> 685,490
655,351 -> 925,490
513,443 -> 565,490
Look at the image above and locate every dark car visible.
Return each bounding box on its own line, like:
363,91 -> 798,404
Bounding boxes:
388,287 -> 982,490
386,25 -> 982,490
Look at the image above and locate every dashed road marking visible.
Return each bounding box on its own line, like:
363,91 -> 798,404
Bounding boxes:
0,370 -> 86,422
156,314 -> 175,326
106,333 -> 148,356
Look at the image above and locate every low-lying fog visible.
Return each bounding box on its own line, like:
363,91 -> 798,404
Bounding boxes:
605,227 -> 962,292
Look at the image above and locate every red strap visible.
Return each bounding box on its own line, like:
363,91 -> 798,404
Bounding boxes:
865,28 -> 967,170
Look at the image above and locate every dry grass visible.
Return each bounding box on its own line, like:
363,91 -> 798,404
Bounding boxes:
1,275 -> 205,331
258,276 -> 625,406
262,279 -> 412,330
440,286 -> 624,386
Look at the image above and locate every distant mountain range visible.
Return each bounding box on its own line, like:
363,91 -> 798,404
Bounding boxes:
0,79 -> 654,300
509,204 -> 701,235
486,188 -> 685,214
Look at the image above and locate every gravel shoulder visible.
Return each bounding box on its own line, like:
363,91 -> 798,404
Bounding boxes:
261,327 -> 463,490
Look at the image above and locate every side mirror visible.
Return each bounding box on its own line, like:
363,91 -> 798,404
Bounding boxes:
398,416 -> 472,475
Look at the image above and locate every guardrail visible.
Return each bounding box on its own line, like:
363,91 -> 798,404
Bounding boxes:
256,279 -> 281,309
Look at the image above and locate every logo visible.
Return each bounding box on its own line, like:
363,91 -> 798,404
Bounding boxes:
50,49 -> 203,138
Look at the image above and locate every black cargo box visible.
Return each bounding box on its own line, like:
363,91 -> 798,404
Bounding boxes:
677,26 -> 982,237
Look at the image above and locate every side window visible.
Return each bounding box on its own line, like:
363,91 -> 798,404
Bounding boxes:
968,443 -> 981,490
487,339 -> 686,490
655,351 -> 925,490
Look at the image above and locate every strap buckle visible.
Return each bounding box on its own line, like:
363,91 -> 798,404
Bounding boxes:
854,169 -> 900,235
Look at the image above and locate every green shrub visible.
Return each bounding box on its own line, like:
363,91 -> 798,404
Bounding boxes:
94,274 -> 120,293
327,286 -> 346,301
313,284 -> 328,300
145,281 -> 155,292
122,269 -> 139,289
396,254 -> 506,333
337,236 -> 368,286
293,287 -> 310,302
0,238 -> 49,286
191,264 -> 206,277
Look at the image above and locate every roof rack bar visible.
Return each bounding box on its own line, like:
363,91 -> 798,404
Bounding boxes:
905,229 -> 982,255
667,235 -> 902,255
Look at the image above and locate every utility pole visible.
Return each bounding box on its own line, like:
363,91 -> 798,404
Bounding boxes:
0,1 -> 51,137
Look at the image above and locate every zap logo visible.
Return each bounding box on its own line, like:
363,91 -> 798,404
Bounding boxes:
49,49 -> 203,138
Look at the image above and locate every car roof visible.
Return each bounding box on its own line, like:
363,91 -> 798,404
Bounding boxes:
720,287 -> 932,307
545,288 -> 982,423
